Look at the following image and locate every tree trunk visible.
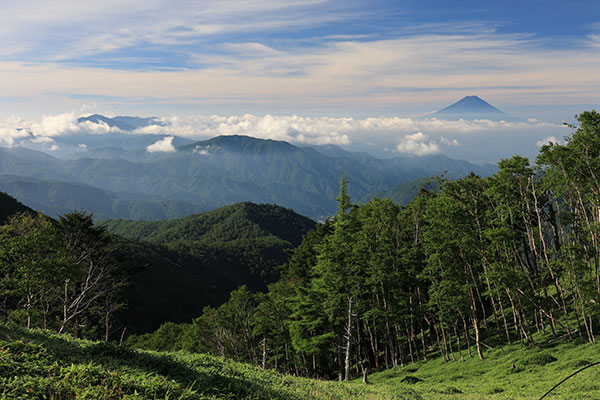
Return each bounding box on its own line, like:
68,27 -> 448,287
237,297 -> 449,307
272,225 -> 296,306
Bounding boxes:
262,337 -> 267,369
344,296 -> 353,381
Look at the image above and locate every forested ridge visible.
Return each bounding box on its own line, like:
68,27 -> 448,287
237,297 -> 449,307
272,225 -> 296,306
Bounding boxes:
0,133 -> 495,220
0,199 -> 315,338
0,191 -> 33,224
106,202 -> 316,333
130,111 -> 600,383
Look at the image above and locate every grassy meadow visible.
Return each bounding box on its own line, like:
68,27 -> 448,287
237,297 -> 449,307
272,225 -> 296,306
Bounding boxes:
2,322 -> 600,399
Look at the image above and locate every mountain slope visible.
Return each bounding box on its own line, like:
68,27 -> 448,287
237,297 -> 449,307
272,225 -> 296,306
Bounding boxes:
105,201 -> 314,247
431,95 -> 521,121
0,191 -> 34,224
0,174 -> 208,220
2,320 -> 595,399
0,135 -> 496,219
364,177 -> 438,205
105,202 -> 316,333
77,114 -> 163,131
0,323 -> 418,400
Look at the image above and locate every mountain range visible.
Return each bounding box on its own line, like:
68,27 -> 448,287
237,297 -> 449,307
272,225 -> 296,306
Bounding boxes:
0,134 -> 496,219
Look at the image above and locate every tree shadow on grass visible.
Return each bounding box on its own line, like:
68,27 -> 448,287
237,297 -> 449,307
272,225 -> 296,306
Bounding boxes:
0,324 -> 299,400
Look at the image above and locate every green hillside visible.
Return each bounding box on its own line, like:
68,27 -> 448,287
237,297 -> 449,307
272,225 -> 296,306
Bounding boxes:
2,322 -> 600,399
0,195 -> 315,336
103,201 -> 313,245
0,135 -> 495,219
0,191 -> 33,224
363,176 -> 439,205
367,338 -> 600,399
104,202 -> 316,334
0,323 -> 418,400
0,175 -> 208,220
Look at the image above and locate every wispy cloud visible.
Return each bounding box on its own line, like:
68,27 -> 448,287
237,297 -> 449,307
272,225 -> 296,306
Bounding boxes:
440,136 -> 460,146
1,0 -> 341,62
2,29 -> 599,115
587,34 -> 600,47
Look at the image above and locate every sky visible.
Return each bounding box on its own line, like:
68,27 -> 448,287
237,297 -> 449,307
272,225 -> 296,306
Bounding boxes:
1,0 -> 599,163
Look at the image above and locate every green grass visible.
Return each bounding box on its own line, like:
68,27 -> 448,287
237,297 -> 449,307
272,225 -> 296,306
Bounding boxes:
367,337 -> 600,399
0,323 -> 418,399
2,322 -> 600,399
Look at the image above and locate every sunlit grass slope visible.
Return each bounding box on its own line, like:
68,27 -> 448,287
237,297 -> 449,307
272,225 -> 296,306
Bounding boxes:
367,336 -> 600,399
0,323 -> 418,400
3,321 -> 600,399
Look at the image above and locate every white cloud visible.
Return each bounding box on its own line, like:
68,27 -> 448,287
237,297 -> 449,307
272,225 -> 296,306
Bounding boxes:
395,132 -> 441,156
440,136 -> 460,146
22,113 -> 116,137
0,0 -> 338,61
30,136 -> 54,144
138,114 -> 352,145
1,29 -> 600,117
134,113 -> 559,146
0,113 -> 123,147
0,110 -> 570,162
587,34 -> 600,47
193,144 -> 217,155
146,136 -> 176,152
0,129 -> 29,147
0,116 -> 32,146
536,136 -> 564,147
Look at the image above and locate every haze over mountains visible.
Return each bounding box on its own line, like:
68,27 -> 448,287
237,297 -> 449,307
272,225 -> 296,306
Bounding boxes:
1,96 -> 559,219
0,133 -> 495,220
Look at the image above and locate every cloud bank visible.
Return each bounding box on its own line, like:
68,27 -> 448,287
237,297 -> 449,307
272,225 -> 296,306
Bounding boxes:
0,111 -> 569,161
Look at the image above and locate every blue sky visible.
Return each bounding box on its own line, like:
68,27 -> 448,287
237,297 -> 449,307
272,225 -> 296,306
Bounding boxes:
0,0 -> 599,162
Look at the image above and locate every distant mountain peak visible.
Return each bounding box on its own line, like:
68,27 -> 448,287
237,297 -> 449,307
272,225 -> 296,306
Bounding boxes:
431,96 -> 521,121
77,114 -> 162,131
181,135 -> 297,154
440,96 -> 501,112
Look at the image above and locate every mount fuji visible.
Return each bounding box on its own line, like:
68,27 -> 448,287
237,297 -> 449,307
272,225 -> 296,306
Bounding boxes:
431,96 -> 522,122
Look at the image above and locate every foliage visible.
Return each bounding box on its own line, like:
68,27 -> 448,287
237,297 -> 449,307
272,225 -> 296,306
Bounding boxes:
103,202 -> 316,334
0,191 -> 33,224
0,210 -> 129,340
132,111 -> 600,390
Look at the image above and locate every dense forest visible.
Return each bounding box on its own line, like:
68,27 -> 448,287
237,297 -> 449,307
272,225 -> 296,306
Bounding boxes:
129,111 -> 600,381
105,202 -> 316,333
0,209 -> 127,340
2,110 -> 600,386
0,198 -> 315,338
